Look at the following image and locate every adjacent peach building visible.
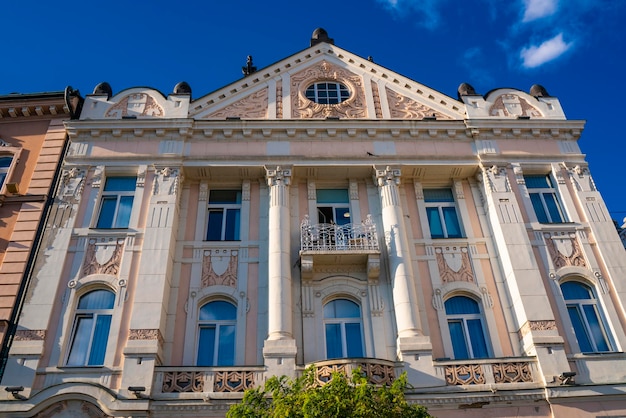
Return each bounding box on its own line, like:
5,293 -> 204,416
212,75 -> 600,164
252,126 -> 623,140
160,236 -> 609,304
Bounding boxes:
0,91 -> 75,378
2,31 -> 626,417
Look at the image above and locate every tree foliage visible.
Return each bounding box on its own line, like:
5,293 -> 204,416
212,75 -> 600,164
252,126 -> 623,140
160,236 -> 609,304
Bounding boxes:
227,366 -> 432,418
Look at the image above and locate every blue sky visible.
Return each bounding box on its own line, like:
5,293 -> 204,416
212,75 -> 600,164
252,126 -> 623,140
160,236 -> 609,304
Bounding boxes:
1,0 -> 624,222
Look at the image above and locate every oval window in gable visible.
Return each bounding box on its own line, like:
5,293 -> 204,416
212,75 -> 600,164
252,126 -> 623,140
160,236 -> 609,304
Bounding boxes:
305,82 -> 350,105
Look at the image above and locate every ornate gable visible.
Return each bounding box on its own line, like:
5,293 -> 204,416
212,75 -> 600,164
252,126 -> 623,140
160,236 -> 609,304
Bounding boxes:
190,42 -> 464,121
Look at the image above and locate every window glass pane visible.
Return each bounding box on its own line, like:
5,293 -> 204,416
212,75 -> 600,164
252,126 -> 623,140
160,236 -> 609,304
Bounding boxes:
445,296 -> 480,315
424,188 -> 454,202
104,176 -> 136,191
325,324 -> 342,359
316,189 -> 349,203
543,193 -> 564,222
224,209 -> 240,240
217,325 -> 236,366
582,304 -> 610,351
96,196 -> 117,228
67,316 -> 93,366
88,315 -> 112,365
114,195 -> 134,228
442,207 -> 462,238
207,210 -> 224,240
324,299 -> 360,318
199,301 -> 237,321
448,320 -> 470,359
197,326 -> 216,366
78,290 -> 115,310
209,190 -> 241,204
567,306 -> 594,352
561,282 -> 592,300
426,207 -> 444,238
335,207 -> 351,226
345,323 -> 364,357
0,172 -> 6,188
529,193 -> 549,223
524,175 -> 551,188
0,157 -> 12,167
467,319 -> 489,358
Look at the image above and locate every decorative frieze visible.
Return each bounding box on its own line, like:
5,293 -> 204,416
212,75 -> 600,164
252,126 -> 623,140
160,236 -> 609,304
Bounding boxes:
128,329 -> 164,345
518,320 -> 557,340
81,238 -> 125,277
204,88 -> 268,119
201,249 -> 238,288
14,329 -> 46,341
544,232 -> 586,269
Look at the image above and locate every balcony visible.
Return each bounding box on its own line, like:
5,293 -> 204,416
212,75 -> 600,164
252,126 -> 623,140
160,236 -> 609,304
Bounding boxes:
154,366 -> 265,398
300,214 -> 380,279
306,358 -> 397,386
435,357 -> 540,388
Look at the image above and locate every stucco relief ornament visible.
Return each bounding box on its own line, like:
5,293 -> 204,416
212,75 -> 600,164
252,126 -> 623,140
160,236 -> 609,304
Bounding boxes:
544,232 -> 586,269
60,167 -> 86,202
291,61 -> 366,119
152,167 -> 180,196
436,246 -> 474,283
489,94 -> 542,117
202,249 -> 238,288
105,93 -> 164,118
483,165 -> 510,193
204,88 -> 268,119
568,165 -> 597,192
81,238 -> 125,277
386,88 -> 451,120
266,166 -> 291,187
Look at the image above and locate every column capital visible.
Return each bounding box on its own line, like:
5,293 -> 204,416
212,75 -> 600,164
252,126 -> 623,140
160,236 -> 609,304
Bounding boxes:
374,166 -> 401,187
265,165 -> 292,187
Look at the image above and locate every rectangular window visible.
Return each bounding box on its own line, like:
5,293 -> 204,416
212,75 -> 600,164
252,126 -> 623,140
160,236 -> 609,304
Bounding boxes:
0,156 -> 13,190
207,190 -> 241,241
424,188 -> 463,238
317,189 -> 350,225
96,176 -> 136,228
525,175 -> 566,223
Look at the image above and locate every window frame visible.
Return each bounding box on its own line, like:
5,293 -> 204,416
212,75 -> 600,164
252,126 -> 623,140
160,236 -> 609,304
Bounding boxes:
444,295 -> 491,360
66,289 -> 116,367
524,174 -> 566,223
423,188 -> 464,239
206,189 -> 242,241
323,298 -> 365,359
196,300 -> 237,366
95,176 -> 137,229
560,281 -> 614,353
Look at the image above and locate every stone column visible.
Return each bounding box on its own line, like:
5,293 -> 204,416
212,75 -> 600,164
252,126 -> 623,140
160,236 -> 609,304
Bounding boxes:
374,166 -> 437,385
263,166 -> 297,377
375,166 -> 421,338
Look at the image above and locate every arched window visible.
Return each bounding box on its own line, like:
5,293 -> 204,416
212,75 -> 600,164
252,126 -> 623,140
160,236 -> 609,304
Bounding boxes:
445,296 -> 490,359
561,281 -> 613,353
197,300 -> 236,366
323,299 -> 364,359
67,289 -> 115,366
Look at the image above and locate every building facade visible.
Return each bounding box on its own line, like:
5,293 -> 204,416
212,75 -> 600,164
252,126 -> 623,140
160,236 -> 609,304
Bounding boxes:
2,31 -> 626,417
0,91 -> 76,377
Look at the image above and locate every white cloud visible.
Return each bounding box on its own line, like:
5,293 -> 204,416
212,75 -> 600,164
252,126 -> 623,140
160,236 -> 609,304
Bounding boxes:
520,33 -> 572,68
522,0 -> 558,22
376,0 -> 444,29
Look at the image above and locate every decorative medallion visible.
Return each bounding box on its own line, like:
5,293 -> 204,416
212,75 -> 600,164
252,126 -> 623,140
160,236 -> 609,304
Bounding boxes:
291,61 -> 366,119
202,249 -> 238,288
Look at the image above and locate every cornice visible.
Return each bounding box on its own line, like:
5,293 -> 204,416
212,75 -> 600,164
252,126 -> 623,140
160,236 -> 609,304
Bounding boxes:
0,97 -> 69,119
465,118 -> 585,139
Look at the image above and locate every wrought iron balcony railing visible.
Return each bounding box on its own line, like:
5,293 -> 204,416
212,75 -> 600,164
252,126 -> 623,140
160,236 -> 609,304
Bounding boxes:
300,214 -> 379,252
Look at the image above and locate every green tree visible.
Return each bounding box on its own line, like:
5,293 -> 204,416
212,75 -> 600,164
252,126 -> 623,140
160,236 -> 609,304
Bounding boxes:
227,366 -> 433,418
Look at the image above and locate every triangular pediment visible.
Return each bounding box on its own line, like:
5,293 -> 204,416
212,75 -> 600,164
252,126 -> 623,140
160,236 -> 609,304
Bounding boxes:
190,43 -> 465,121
